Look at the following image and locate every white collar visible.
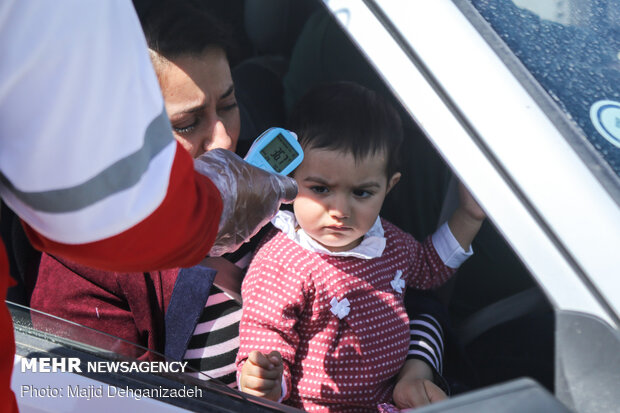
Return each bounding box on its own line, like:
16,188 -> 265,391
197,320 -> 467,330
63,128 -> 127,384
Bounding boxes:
271,210 -> 386,259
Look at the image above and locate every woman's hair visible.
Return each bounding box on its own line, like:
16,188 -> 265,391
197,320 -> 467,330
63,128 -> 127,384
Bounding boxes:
133,0 -> 235,63
288,81 -> 404,179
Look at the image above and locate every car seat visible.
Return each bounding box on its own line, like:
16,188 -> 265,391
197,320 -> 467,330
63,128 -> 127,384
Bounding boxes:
232,0 -> 319,155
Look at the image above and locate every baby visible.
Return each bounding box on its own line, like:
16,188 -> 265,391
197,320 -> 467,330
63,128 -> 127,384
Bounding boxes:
236,82 -> 485,412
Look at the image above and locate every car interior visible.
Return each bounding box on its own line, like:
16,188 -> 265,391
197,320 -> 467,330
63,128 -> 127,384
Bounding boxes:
3,0 -> 562,411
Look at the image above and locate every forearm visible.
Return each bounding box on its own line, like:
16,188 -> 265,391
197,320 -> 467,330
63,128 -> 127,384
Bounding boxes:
398,359 -> 434,382
447,207 -> 484,251
237,255 -> 303,400
407,312 -> 445,374
447,182 -> 486,250
24,146 -> 222,272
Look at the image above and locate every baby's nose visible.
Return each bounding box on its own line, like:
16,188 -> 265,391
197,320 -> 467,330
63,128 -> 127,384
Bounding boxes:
329,196 -> 351,219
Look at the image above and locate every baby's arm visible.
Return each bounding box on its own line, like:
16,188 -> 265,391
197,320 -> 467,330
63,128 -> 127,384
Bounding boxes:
235,238 -> 306,402
407,182 -> 483,288
393,359 -> 447,409
447,182 -> 485,250
239,351 -> 284,401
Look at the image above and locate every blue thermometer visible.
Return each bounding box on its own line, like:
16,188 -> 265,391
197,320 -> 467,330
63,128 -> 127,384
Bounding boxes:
244,127 -> 304,175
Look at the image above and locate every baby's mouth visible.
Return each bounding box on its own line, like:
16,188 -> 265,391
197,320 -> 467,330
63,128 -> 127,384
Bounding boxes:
325,225 -> 352,231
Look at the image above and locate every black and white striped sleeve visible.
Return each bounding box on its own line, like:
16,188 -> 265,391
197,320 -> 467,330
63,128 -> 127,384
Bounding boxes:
407,313 -> 445,374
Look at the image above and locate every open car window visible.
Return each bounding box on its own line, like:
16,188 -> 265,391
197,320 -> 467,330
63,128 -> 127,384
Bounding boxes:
317,0 -> 620,411
321,0 -> 620,319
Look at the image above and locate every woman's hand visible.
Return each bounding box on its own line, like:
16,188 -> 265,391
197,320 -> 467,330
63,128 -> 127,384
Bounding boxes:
393,359 -> 447,409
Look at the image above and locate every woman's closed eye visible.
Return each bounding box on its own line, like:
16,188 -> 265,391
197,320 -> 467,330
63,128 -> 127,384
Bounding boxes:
172,118 -> 199,135
218,101 -> 238,113
217,86 -> 238,114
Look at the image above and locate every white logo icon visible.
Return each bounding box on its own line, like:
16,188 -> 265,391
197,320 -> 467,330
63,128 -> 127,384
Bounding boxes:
590,100 -> 620,148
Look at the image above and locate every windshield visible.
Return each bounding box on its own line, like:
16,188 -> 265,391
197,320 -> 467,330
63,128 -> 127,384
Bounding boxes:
469,0 -> 620,181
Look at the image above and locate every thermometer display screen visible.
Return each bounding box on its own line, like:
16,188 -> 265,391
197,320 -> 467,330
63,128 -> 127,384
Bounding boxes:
259,133 -> 300,173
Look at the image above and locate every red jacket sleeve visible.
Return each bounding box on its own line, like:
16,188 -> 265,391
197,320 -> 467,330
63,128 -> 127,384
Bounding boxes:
23,143 -> 222,272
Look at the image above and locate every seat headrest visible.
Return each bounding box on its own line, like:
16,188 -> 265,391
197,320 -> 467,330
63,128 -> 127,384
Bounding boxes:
244,0 -> 319,56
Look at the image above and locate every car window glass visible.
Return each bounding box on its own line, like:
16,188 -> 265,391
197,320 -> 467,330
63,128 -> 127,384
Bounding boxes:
11,300 -> 304,412
469,0 -> 620,182
8,301 -> 218,383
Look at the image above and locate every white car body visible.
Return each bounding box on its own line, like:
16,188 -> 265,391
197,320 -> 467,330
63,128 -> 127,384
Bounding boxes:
10,1 -> 620,412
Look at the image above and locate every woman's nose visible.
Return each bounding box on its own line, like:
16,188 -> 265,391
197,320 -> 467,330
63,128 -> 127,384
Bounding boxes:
205,120 -> 233,152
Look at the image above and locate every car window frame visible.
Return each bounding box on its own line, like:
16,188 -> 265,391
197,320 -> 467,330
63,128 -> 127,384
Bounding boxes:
320,0 -> 620,325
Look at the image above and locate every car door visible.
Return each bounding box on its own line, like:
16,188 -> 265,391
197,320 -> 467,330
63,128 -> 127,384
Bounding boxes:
318,0 -> 620,412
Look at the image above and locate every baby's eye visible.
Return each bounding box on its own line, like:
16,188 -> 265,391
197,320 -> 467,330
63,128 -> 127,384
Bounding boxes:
353,189 -> 373,198
310,186 -> 329,194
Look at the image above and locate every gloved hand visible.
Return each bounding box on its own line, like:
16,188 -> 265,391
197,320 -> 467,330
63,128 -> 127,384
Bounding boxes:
195,148 -> 298,256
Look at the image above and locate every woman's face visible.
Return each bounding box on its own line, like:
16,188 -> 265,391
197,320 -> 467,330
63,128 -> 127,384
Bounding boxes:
156,48 -> 240,158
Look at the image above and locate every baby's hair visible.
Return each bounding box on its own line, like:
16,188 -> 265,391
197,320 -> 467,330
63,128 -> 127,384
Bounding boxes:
133,0 -> 236,65
288,81 -> 403,179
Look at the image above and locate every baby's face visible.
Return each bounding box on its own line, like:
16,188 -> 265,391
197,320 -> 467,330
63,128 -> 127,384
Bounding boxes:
293,147 -> 400,252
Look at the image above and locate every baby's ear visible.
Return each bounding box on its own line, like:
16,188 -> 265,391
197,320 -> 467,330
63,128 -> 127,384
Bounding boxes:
386,172 -> 401,194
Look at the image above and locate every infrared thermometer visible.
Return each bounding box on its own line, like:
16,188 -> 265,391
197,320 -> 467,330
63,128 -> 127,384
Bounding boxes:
244,127 -> 304,175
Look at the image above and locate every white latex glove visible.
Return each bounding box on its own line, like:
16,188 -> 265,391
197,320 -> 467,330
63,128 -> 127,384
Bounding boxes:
194,148 -> 298,256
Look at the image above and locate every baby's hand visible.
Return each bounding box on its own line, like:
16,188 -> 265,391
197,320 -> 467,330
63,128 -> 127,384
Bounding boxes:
239,350 -> 284,401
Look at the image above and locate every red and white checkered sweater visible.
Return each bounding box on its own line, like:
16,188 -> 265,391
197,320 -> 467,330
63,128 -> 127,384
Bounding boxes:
237,219 -> 455,412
